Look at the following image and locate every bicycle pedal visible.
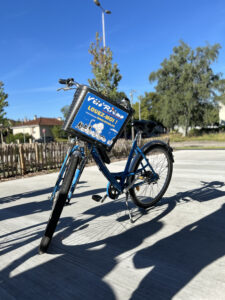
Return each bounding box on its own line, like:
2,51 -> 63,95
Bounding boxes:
92,195 -> 102,202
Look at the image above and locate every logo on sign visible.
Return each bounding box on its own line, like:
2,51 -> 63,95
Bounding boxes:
87,95 -> 124,120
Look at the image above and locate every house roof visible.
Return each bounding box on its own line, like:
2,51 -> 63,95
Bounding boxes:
12,117 -> 63,127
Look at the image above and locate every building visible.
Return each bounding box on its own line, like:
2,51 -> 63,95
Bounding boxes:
11,117 -> 63,140
219,102 -> 225,125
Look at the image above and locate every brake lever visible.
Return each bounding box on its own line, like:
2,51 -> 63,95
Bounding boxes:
57,87 -> 76,92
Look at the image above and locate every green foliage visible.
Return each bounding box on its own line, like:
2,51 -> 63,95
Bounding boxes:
149,41 -> 225,134
133,92 -> 161,121
0,82 -> 9,143
6,133 -> 32,144
0,118 -> 11,133
51,125 -> 68,139
0,81 -> 8,123
61,105 -> 70,120
202,103 -> 219,125
188,128 -> 202,137
88,32 -> 123,101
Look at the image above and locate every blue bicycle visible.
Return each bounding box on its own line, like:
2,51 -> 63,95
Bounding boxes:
39,78 -> 174,254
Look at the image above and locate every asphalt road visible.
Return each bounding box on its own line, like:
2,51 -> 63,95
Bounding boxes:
0,150 -> 225,300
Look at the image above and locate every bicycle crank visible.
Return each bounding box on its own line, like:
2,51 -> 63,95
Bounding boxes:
108,184 -> 120,199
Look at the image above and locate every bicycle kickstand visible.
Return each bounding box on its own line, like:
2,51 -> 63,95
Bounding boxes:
125,192 -> 134,223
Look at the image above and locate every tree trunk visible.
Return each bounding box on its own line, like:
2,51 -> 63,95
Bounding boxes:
0,130 -> 3,144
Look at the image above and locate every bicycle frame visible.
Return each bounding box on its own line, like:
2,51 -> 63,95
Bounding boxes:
50,131 -> 158,202
91,132 -> 157,195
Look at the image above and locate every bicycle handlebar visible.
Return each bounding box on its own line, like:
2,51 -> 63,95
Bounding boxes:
58,78 -> 76,86
58,77 -> 132,110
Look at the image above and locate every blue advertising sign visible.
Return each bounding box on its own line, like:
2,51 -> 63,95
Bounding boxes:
70,92 -> 128,147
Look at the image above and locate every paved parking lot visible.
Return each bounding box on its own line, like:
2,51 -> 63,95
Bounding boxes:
1,150 -> 225,299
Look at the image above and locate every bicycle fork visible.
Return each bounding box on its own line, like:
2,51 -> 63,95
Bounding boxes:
67,155 -> 87,203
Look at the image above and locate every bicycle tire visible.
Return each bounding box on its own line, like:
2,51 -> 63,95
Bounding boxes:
39,154 -> 79,254
129,144 -> 173,209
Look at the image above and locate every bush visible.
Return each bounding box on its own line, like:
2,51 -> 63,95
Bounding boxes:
5,133 -> 32,143
219,125 -> 225,132
188,128 -> 202,137
51,125 -> 68,139
188,127 -> 219,137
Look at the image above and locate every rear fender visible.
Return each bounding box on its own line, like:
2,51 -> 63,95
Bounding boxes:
129,140 -> 174,174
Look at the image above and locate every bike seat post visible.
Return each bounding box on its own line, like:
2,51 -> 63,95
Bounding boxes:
134,130 -> 143,143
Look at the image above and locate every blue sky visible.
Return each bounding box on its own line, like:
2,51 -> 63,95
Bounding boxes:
1,0 -> 225,120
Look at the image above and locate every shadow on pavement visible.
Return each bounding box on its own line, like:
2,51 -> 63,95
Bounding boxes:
72,188 -> 106,199
0,187 -> 55,204
0,185 -> 106,222
131,182 -> 225,299
0,181 -> 88,205
0,181 -> 225,299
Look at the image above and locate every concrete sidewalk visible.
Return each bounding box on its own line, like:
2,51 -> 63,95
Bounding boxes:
0,150 -> 225,299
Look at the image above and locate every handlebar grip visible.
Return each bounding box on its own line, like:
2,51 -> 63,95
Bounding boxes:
58,79 -> 67,84
58,78 -> 75,86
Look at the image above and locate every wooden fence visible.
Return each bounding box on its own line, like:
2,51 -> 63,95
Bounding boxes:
0,143 -> 71,179
0,137 -> 168,180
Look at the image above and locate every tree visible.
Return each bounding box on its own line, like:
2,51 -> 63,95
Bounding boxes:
0,118 -> 11,144
149,41 -> 225,135
202,103 -> 219,126
0,81 -> 9,143
51,125 -> 68,140
133,92 -> 161,121
61,105 -> 70,120
88,32 -> 124,101
0,81 -> 8,121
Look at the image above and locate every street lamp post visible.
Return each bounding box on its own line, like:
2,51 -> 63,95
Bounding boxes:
130,90 -> 136,141
93,0 -> 111,50
139,100 -> 141,120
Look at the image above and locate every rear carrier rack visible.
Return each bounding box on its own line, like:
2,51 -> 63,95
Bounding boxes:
63,85 -> 133,151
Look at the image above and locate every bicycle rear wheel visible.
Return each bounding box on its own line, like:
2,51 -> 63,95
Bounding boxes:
129,145 -> 173,208
39,154 -> 79,254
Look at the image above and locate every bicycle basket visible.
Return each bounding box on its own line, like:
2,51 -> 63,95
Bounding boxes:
63,85 -> 133,151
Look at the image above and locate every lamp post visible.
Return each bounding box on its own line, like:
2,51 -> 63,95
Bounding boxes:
130,90 -> 136,141
93,0 -> 111,50
139,100 -> 141,120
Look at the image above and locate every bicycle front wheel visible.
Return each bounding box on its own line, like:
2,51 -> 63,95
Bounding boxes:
129,145 -> 173,209
39,154 -> 79,254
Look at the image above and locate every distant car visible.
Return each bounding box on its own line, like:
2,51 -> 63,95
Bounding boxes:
133,120 -> 166,138
35,136 -> 54,143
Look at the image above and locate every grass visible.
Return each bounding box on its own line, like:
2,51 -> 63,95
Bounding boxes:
164,132 -> 225,142
174,146 -> 225,150
54,132 -> 225,143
